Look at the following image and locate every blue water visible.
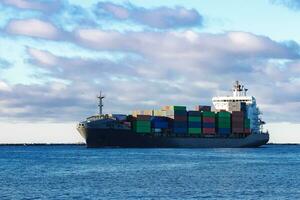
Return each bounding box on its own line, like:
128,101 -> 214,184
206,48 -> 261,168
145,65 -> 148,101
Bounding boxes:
0,145 -> 299,199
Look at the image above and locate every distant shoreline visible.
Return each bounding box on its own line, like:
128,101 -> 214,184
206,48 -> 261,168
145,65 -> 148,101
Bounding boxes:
0,143 -> 298,146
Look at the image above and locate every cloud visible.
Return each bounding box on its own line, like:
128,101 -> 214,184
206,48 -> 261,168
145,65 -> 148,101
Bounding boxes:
271,0 -> 300,10
26,47 -> 138,81
74,30 -> 298,57
0,81 -> 12,92
74,30 -> 300,76
5,18 -> 64,40
1,0 -> 61,12
2,22 -> 300,123
18,29 -> 300,123
96,2 -> 203,29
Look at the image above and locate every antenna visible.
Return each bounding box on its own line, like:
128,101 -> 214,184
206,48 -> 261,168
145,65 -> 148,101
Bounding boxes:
97,91 -> 105,116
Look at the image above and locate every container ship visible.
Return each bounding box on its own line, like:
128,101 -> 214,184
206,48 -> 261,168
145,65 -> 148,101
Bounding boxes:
77,81 -> 269,148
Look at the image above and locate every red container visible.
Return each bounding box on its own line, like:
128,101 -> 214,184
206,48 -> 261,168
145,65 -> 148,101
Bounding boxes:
195,105 -> 211,111
137,115 -> 151,120
245,128 -> 251,136
232,111 -> 244,117
244,128 -> 251,133
232,121 -> 243,125
174,115 -> 187,121
232,120 -> 244,123
202,117 -> 215,123
203,128 -> 215,134
232,128 -> 244,133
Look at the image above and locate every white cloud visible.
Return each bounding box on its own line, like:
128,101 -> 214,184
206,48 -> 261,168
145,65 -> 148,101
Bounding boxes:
96,2 -> 203,29
2,0 -> 60,12
28,48 -> 58,66
0,81 -> 12,92
6,19 -> 61,39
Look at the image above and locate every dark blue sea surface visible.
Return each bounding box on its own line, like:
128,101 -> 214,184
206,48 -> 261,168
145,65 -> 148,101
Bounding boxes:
0,145 -> 299,200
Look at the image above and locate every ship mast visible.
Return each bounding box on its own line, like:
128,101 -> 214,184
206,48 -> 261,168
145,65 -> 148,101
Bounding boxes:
232,80 -> 248,97
97,91 -> 105,116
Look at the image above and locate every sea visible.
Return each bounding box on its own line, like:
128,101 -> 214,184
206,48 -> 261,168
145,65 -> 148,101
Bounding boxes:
0,144 -> 299,200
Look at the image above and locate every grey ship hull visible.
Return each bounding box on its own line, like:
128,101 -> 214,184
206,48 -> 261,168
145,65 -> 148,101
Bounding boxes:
77,126 -> 269,148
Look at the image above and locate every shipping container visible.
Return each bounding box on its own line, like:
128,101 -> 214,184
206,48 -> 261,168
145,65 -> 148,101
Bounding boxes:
173,122 -> 188,128
132,110 -> 153,117
244,118 -> 250,128
188,122 -> 202,128
188,111 -> 202,116
203,128 -> 215,134
202,111 -> 215,118
202,117 -> 215,123
232,128 -> 244,133
174,127 -> 188,134
173,115 -> 187,121
136,115 -> 152,120
162,106 -> 186,111
217,111 -> 231,118
135,121 -> 151,127
203,122 -> 215,128
218,128 -> 231,135
188,116 -> 201,122
188,128 -> 201,134
152,121 -> 168,129
134,126 -> 151,133
232,111 -> 244,116
195,105 -> 211,112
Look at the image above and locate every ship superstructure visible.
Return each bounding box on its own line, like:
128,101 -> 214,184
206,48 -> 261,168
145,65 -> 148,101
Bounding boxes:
212,81 -> 261,133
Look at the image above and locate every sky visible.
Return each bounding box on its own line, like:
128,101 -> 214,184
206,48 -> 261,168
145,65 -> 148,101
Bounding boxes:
0,0 -> 300,143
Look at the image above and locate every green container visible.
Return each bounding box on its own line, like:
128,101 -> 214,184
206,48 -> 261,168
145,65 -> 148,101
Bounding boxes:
188,128 -> 202,134
217,111 -> 231,117
172,106 -> 186,111
217,117 -> 231,122
218,120 -> 231,125
135,126 -> 151,133
202,111 -> 215,117
244,119 -> 250,128
217,123 -> 231,128
188,116 -> 201,122
133,121 -> 151,133
136,121 -> 151,127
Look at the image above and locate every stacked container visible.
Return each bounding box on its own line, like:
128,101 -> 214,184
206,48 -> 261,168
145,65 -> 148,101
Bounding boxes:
188,111 -> 202,135
244,118 -> 251,135
231,111 -> 244,134
151,116 -> 169,133
195,105 -> 211,112
132,110 -> 153,117
202,111 -> 215,135
216,111 -> 231,136
133,115 -> 151,134
163,106 -> 187,135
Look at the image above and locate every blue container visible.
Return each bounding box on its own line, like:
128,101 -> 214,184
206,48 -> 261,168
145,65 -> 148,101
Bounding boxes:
151,116 -> 168,121
218,128 -> 231,135
188,122 -> 202,128
173,122 -> 187,128
152,121 -> 168,128
174,127 -> 187,134
202,122 -> 215,128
